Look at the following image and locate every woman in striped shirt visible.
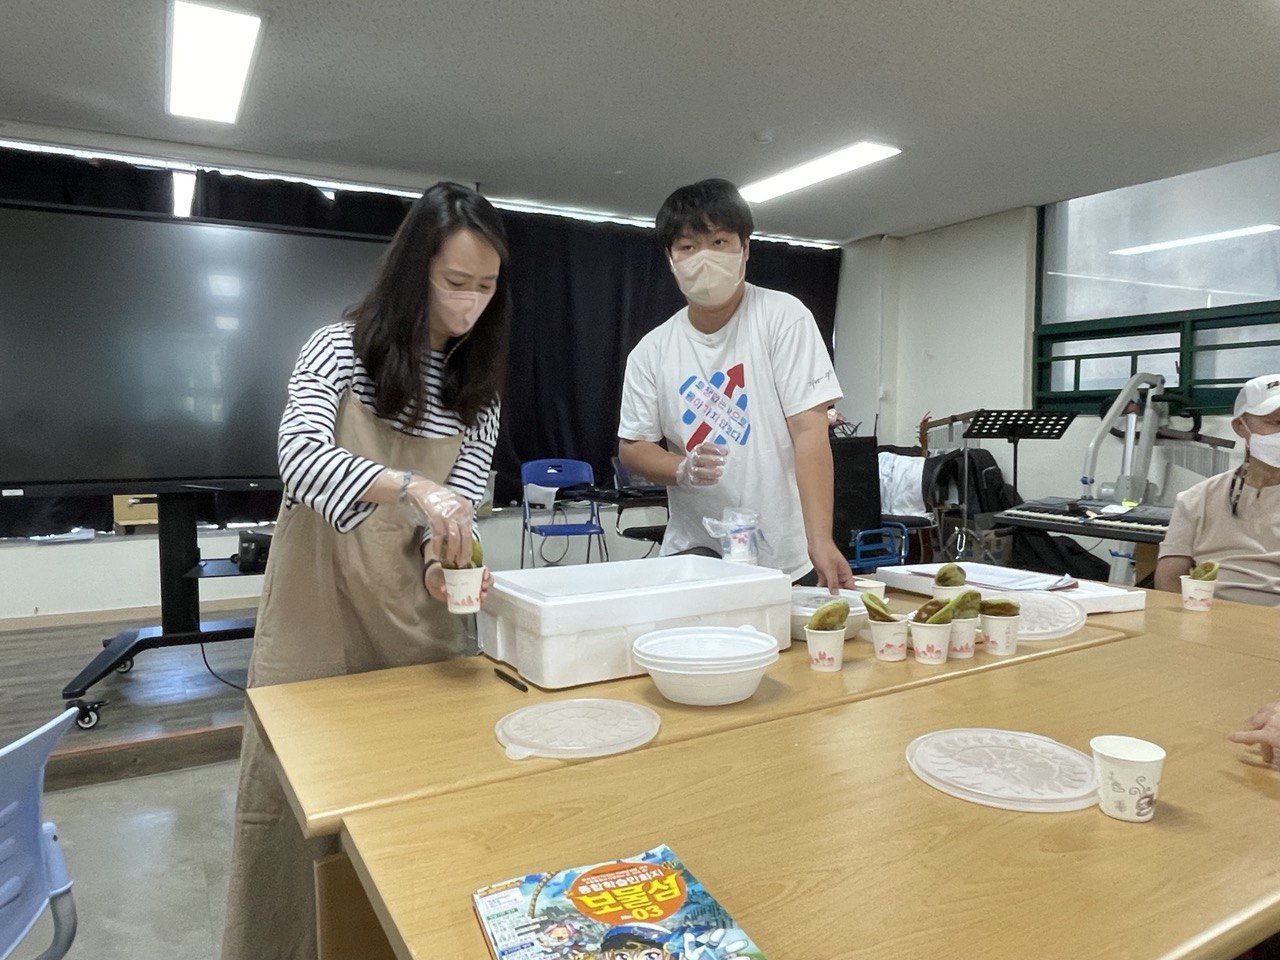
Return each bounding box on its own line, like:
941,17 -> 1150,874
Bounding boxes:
222,182 -> 510,960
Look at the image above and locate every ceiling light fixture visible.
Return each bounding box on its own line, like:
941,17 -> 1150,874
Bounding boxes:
740,140 -> 901,203
166,0 -> 262,124
1110,224 -> 1280,256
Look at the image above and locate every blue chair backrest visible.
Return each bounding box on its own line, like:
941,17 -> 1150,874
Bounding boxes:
0,709 -> 76,960
520,459 -> 594,490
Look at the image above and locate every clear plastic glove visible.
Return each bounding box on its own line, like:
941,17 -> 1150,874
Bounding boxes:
675,443 -> 728,488
400,478 -> 475,568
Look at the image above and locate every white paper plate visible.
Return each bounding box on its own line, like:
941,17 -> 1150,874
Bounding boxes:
496,699 -> 660,761
906,728 -> 1097,812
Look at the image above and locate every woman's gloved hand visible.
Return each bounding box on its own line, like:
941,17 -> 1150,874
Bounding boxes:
399,475 -> 475,568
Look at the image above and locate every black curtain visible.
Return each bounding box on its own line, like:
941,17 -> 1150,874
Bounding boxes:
0,149 -> 172,537
489,211 -> 842,505
193,170 -> 330,229
327,190 -> 411,236
0,147 -> 173,211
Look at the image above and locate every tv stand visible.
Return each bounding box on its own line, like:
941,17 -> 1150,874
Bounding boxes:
62,491 -> 258,730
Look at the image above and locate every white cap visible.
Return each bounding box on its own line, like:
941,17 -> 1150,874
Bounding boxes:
1234,374 -> 1280,418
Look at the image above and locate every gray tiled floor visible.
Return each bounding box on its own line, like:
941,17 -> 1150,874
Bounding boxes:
12,760 -> 239,960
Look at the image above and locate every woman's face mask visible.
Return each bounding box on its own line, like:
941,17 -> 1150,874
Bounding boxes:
429,280 -> 493,339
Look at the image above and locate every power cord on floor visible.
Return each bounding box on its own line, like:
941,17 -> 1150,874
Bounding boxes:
201,643 -> 246,692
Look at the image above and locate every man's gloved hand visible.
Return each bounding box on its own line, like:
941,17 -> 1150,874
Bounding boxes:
675,443 -> 728,488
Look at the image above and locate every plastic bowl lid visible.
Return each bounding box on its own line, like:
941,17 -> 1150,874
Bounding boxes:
495,699 -> 661,761
632,626 -> 779,662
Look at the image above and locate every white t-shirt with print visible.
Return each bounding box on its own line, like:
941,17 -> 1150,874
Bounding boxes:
618,283 -> 842,579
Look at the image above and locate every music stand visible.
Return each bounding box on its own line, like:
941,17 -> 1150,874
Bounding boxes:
963,409 -> 1077,491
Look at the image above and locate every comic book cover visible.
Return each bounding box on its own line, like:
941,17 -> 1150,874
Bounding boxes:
472,843 -> 765,960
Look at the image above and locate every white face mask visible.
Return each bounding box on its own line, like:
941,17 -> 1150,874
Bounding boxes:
430,279 -> 493,337
670,249 -> 745,307
1247,430 -> 1280,468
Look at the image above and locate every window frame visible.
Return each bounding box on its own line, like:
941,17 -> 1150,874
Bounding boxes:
1033,208 -> 1280,415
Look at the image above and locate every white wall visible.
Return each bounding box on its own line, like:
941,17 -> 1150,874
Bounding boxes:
0,504 -> 661,621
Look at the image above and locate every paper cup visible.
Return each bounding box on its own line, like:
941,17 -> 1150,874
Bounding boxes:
910,620 -> 950,664
1090,735 -> 1166,823
805,627 -> 845,672
949,618 -> 979,659
932,583 -> 968,601
868,615 -> 909,661
1179,575 -> 1216,612
853,578 -> 887,601
443,566 -> 486,614
981,614 -> 1020,656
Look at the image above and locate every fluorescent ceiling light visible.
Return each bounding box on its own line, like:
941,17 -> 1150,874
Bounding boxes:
739,141 -> 901,203
208,274 -> 241,297
1110,224 -> 1280,256
167,1 -> 262,123
214,316 -> 240,331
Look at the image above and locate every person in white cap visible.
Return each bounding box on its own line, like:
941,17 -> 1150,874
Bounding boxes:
1154,374 -> 1280,605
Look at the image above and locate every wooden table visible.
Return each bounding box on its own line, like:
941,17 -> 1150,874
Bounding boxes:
249,602 -> 1126,838
1091,588 -> 1280,661
341,637 -> 1280,960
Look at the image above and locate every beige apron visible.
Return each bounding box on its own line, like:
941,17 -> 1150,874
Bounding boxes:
221,392 -> 466,960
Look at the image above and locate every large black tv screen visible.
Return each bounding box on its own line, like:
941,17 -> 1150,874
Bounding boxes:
0,205 -> 386,492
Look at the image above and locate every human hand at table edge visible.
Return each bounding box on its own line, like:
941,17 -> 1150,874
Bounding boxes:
809,536 -> 857,593
1228,700 -> 1280,765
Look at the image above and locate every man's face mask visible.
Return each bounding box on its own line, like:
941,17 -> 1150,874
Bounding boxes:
1246,428 -> 1280,468
669,248 -> 745,307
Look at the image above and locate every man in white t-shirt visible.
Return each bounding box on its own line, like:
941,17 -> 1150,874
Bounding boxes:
1155,374 -> 1280,606
617,178 -> 854,589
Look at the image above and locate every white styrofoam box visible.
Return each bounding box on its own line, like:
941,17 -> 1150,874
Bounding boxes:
477,556 -> 792,689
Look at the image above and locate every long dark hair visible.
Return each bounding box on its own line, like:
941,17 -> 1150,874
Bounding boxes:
348,182 -> 510,428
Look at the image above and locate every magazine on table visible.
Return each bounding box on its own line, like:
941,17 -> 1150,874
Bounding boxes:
472,843 -> 765,959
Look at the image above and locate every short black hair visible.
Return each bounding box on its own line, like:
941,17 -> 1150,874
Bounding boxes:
655,178 -> 754,252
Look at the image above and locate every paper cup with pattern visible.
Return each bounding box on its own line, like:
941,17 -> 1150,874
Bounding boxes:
804,627 -> 845,672
1090,735 -> 1166,823
931,583 -> 968,601
949,618 -> 979,660
1179,575 -> 1216,612
443,566 -> 486,614
910,620 -> 951,664
981,613 -> 1020,656
868,615 -> 909,661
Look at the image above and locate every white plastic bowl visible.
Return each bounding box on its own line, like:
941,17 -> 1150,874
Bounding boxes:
631,627 -> 779,705
643,658 -> 777,706
790,588 -> 869,641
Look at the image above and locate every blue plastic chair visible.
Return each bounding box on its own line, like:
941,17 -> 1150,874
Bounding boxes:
520,459 -> 608,568
848,521 -> 909,574
1,709 -> 77,960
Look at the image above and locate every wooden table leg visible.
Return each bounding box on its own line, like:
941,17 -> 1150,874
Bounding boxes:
315,852 -> 397,960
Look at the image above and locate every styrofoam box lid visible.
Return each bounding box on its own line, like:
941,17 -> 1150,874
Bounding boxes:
486,556 -> 792,633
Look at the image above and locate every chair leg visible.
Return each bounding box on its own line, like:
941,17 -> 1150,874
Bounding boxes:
519,527 -> 527,570
33,889 -> 76,960
586,536 -> 592,564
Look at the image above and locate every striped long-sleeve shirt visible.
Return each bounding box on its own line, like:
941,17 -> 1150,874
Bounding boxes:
277,322 -> 499,535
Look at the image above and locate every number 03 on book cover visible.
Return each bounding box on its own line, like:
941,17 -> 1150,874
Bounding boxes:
472,844 -> 765,959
